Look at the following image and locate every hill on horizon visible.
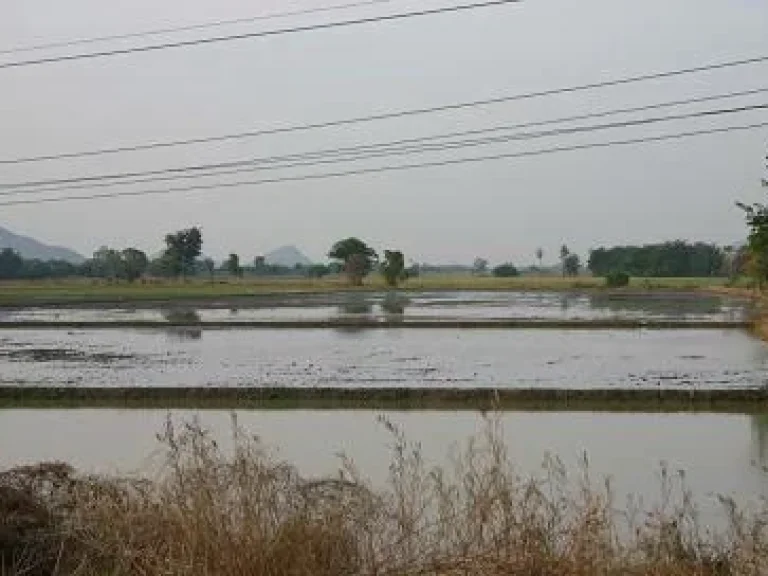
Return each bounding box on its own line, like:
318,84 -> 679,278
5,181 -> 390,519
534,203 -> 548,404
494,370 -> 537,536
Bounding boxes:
0,226 -> 85,263
263,245 -> 313,267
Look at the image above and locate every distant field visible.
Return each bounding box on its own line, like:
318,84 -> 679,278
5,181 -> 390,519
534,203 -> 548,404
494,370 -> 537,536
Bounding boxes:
0,274 -> 735,306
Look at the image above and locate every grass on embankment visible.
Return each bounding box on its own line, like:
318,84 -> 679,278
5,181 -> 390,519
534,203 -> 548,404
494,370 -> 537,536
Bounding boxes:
0,275 -> 732,306
2,416 -> 766,575
3,386 -> 768,413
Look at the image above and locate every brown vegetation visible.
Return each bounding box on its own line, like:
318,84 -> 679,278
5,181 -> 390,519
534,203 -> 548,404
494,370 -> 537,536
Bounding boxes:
2,416 -> 766,575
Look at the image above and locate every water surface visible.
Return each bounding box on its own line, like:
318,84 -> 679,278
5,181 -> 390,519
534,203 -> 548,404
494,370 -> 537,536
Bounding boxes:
2,409 -> 767,523
0,291 -> 750,323
0,328 -> 765,389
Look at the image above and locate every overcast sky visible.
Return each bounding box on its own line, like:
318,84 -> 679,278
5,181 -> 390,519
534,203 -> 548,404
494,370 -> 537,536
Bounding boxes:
0,0 -> 766,264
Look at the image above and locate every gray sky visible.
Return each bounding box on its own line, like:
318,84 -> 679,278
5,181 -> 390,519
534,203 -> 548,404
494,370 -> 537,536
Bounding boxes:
0,0 -> 766,265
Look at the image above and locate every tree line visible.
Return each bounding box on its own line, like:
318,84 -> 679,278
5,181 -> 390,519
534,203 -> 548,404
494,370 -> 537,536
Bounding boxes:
587,241 -> 728,278
0,226 -> 743,283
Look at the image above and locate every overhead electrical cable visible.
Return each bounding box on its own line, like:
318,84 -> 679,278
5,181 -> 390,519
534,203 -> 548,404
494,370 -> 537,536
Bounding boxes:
0,0 -> 404,55
2,102 -> 766,195
2,55 -> 766,166
1,120 -> 765,207
0,0 -> 521,70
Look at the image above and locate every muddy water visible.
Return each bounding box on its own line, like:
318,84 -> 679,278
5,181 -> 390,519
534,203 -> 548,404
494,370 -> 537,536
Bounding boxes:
0,291 -> 750,323
2,409 -> 768,523
0,328 -> 766,388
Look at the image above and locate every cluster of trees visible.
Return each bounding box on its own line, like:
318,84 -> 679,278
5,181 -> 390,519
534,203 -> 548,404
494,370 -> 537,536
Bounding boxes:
328,238 -> 412,287
0,249 -> 81,279
587,241 -> 726,278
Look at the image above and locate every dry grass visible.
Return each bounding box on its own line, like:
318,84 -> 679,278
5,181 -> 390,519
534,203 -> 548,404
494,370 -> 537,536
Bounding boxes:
2,415 -> 766,575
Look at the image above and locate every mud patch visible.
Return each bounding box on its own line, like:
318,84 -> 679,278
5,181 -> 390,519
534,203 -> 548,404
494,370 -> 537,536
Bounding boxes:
0,348 -> 136,364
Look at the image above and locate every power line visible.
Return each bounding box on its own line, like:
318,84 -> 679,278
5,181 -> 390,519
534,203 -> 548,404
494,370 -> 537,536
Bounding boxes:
4,102 -> 767,194
2,120 -> 764,207
2,54 -> 767,166
0,0 -> 520,70
0,0 -> 402,55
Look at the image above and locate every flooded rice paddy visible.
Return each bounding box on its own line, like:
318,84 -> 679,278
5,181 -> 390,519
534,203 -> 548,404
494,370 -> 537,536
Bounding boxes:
1,290 -> 766,519
0,328 -> 766,389
0,290 -> 750,323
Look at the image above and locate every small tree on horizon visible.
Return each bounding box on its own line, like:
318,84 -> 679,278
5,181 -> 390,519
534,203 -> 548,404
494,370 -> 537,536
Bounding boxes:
564,253 -> 581,277
560,245 -> 570,277
163,227 -> 203,279
226,253 -> 243,278
472,258 -> 489,275
328,238 -> 377,286
381,250 -> 406,287
535,247 -> 543,270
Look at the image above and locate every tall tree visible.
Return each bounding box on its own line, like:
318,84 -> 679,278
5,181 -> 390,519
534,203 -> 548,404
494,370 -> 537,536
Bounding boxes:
0,248 -> 23,279
226,253 -> 243,278
164,227 -> 203,278
563,253 -> 580,277
472,258 -> 489,275
535,247 -> 543,270
91,246 -> 125,279
121,248 -> 148,282
381,250 -> 406,287
737,152 -> 768,286
559,245 -> 570,277
328,238 -> 377,285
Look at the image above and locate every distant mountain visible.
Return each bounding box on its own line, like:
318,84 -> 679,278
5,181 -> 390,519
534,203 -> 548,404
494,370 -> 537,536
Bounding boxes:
0,226 -> 84,263
264,245 -> 313,267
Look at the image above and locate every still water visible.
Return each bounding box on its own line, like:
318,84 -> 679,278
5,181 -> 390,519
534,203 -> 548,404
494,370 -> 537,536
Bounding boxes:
2,409 -> 768,521
0,328 -> 766,388
0,291 -> 750,323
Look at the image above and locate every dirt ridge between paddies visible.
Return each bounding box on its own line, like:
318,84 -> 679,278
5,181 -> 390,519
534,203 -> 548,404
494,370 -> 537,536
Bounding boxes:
0,318 -> 751,330
4,386 -> 768,413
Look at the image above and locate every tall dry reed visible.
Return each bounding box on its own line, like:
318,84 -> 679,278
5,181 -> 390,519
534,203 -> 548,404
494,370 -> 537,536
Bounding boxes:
2,414 -> 766,575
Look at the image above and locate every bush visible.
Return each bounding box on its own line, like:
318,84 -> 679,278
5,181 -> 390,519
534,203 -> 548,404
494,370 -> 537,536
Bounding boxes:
492,263 -> 519,278
605,270 -> 630,288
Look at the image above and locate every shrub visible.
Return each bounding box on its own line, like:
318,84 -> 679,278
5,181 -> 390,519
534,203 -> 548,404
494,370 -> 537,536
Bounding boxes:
605,270 -> 630,288
492,263 -> 520,278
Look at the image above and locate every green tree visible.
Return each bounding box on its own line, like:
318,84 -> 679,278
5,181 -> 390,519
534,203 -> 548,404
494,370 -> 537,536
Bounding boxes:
0,248 -> 23,279
563,253 -> 580,277
164,227 -> 203,279
493,263 -> 519,277
381,250 -> 406,287
226,253 -> 243,278
738,201 -> 768,287
472,257 -> 488,275
559,245 -> 570,277
121,248 -> 148,282
91,246 -> 125,279
328,238 -> 377,285
588,242 -> 726,278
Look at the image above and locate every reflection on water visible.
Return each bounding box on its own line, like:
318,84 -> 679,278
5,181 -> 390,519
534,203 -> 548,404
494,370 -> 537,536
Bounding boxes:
0,328 -> 765,389
381,292 -> 410,322
587,294 -> 745,320
1,410 -> 766,528
0,291 -> 752,323
161,308 -> 203,339
161,308 -> 202,324
752,415 -> 768,468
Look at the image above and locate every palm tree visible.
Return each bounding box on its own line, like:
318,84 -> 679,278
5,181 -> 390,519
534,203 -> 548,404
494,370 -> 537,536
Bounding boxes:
559,245 -> 570,277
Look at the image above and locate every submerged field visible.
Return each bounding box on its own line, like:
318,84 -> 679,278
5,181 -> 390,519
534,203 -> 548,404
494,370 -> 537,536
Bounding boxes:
0,275 -> 735,306
2,287 -> 767,574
